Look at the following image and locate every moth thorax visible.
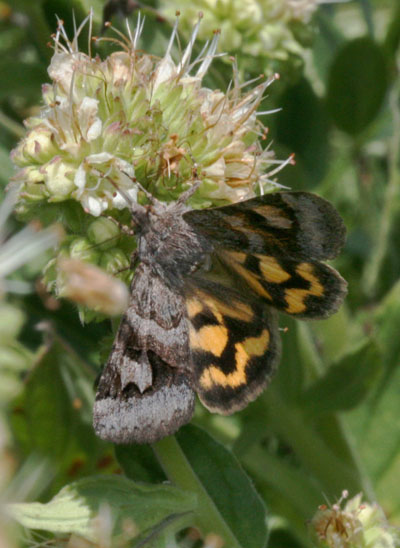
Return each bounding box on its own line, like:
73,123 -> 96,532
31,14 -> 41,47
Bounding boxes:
139,213 -> 210,278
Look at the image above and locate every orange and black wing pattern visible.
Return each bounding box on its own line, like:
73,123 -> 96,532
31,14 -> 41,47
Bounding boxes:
183,191 -> 347,413
184,191 -> 347,319
184,279 -> 280,414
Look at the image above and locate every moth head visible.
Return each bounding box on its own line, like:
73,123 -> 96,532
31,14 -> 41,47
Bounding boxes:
118,175 -> 203,230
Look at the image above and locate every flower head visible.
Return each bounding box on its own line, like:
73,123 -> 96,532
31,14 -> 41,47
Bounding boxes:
158,0 -> 320,73
310,491 -> 399,548
11,12 -> 289,318
12,13 -> 284,215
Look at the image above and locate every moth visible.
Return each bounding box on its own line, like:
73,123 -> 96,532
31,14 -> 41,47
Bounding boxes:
93,186 -> 347,444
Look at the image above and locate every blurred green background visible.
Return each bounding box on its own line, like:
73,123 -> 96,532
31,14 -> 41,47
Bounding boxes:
1,1 -> 400,547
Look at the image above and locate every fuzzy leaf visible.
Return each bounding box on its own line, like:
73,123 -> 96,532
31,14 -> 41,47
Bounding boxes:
8,475 -> 196,542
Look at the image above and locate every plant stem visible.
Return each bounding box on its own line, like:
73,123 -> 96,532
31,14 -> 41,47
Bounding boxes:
363,80 -> 400,294
0,111 -> 25,139
242,445 -> 323,519
265,387 -> 375,500
152,435 -> 241,548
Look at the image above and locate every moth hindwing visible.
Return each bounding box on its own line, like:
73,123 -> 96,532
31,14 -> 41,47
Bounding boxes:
93,191 -> 347,444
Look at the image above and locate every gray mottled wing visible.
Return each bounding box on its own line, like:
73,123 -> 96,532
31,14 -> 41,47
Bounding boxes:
184,191 -> 346,260
93,264 -> 195,445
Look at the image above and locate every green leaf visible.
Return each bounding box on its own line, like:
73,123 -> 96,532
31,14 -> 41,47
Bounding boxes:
154,425 -> 268,548
8,475 -> 196,543
346,303 -> 400,520
0,145 -> 14,187
276,78 -> 330,186
115,444 -> 166,484
374,279 -> 400,378
300,341 -> 382,416
13,342 -> 93,460
177,425 -> 267,548
0,61 -> 47,102
10,333 -> 114,496
326,37 -> 388,135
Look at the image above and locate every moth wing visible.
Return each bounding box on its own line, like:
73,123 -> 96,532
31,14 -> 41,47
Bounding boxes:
184,191 -> 347,319
93,316 -> 195,445
93,266 -> 195,445
218,249 -> 347,319
185,279 -> 280,414
183,191 -> 346,260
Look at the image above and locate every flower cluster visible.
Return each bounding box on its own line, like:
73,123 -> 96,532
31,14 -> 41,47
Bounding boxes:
158,0 -> 319,73
310,491 -> 399,548
11,12 -> 289,317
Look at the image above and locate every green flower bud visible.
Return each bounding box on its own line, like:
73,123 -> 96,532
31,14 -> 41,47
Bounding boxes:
11,125 -> 59,166
69,237 -> 100,264
100,249 -> 130,276
42,157 -> 75,200
87,218 -> 121,251
12,167 -> 47,207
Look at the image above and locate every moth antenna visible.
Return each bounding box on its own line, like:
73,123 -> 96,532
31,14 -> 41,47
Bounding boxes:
91,168 -> 146,224
119,169 -> 155,204
176,178 -> 202,205
136,181 -> 155,203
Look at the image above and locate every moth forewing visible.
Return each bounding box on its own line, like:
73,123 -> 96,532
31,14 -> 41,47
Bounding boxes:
93,263 -> 196,444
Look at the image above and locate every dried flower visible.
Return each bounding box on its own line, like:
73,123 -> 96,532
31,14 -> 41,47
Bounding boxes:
310,490 -> 399,548
58,258 -> 129,317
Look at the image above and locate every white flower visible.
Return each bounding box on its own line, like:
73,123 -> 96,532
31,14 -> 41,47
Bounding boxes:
12,11 -> 287,217
10,11 -> 291,317
310,491 -> 399,548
